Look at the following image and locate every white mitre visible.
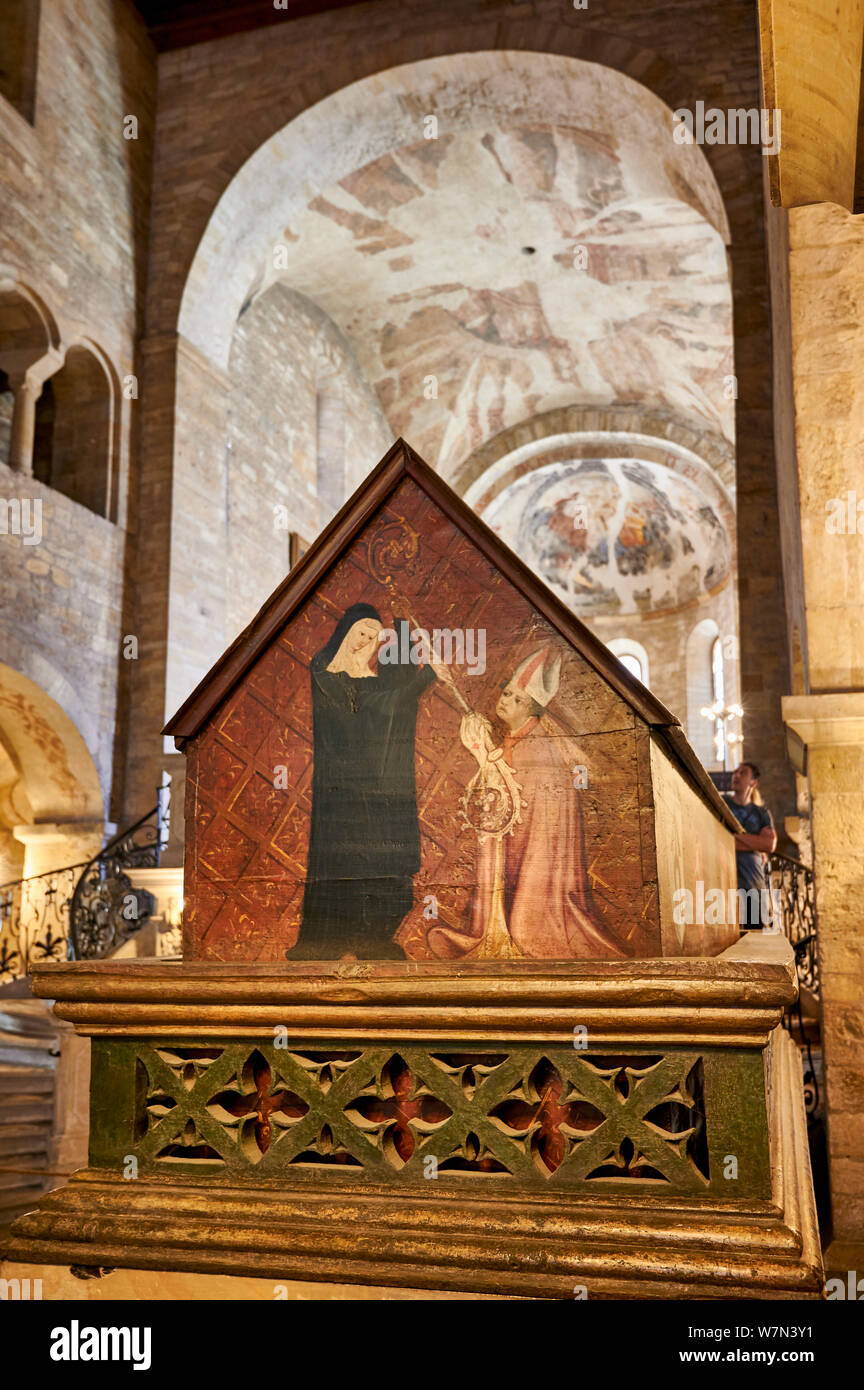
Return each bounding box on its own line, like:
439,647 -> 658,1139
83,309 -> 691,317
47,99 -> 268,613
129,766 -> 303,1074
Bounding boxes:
511,647 -> 561,707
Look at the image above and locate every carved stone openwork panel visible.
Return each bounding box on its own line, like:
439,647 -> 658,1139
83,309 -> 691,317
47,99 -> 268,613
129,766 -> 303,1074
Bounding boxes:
121,1043 -> 716,1192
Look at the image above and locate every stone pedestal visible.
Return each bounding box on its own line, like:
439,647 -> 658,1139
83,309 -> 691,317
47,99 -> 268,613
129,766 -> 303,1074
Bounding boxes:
6,935 -> 822,1299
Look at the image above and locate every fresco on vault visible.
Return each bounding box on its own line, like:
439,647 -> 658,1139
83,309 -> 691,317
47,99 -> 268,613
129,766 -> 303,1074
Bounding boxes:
483,457 -> 731,615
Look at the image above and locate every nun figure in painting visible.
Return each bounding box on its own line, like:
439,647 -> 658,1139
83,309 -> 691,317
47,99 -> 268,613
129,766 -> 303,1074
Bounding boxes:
288,602 -> 439,960
429,646 -> 627,961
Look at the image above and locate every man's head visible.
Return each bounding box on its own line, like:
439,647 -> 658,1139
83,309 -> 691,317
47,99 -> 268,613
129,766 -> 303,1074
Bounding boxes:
496,647 -> 561,731
731,761 -> 760,802
496,682 -> 543,732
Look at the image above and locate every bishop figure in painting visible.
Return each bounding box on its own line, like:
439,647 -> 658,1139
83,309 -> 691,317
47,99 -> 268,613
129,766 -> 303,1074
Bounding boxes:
429,647 -> 627,961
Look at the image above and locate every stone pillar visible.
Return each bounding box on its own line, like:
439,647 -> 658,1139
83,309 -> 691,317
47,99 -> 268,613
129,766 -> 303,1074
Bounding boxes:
12,821 -> 105,879
783,694 -> 864,1268
783,197 -> 864,1269
7,374 -> 41,475
124,335 -> 230,824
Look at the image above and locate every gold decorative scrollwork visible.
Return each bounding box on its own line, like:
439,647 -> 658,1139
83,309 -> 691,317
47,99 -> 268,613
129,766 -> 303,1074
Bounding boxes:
367,519 -> 421,588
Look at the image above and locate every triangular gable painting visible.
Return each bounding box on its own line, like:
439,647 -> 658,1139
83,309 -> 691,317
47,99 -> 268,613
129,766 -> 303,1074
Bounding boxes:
165,441 -> 740,964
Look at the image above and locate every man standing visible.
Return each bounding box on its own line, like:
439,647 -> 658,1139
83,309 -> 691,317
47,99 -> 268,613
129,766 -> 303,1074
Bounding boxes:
723,761 -> 778,928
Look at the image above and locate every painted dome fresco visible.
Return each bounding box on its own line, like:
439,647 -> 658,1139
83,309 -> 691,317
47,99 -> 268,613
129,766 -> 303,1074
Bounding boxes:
481,457 -> 732,616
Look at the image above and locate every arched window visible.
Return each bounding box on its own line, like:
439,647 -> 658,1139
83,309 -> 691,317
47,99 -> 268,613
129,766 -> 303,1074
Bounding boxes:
711,635 -> 726,767
618,652 -> 643,681
686,618 -> 721,766
0,284 -> 62,475
0,0 -> 40,123
606,638 -> 649,689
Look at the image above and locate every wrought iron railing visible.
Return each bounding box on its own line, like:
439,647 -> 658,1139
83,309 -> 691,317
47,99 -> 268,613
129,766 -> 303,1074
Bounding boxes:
0,861 -> 82,982
0,786 -> 170,984
768,851 -> 819,1003
768,850 -> 820,1114
67,804 -> 163,961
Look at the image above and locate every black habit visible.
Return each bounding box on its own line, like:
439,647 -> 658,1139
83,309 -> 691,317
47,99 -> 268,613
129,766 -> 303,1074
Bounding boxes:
289,607 -> 435,959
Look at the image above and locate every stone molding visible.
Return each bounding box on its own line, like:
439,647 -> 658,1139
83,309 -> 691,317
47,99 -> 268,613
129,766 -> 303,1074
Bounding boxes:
782,692 -> 864,751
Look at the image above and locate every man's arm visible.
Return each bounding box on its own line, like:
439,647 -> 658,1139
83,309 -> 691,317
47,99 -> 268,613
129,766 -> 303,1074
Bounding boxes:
734,826 -> 777,854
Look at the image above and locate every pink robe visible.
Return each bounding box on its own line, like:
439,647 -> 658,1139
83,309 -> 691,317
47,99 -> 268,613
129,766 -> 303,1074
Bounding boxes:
429,716 -> 627,960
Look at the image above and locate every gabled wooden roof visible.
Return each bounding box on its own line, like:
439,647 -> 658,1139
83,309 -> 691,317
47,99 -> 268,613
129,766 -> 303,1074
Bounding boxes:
164,439 -> 738,829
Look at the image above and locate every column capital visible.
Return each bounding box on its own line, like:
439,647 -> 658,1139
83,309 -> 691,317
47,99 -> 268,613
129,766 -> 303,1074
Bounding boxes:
12,820 -> 105,848
782,692 -> 864,752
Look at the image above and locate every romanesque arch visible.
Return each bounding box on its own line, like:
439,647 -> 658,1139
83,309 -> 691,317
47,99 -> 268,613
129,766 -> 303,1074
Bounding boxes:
130,35 -> 786,819
0,279 -> 63,474
0,658 -> 104,882
178,51 -> 731,383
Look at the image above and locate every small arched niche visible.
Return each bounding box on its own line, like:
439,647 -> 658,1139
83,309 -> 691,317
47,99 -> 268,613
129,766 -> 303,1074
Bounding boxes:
33,344 -> 117,519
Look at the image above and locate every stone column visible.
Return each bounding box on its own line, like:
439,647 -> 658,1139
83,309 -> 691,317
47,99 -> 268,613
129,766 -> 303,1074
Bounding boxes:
783,694 -> 864,1270
7,374 -> 41,476
124,335 -> 230,824
782,195 -> 864,1272
12,821 -> 105,879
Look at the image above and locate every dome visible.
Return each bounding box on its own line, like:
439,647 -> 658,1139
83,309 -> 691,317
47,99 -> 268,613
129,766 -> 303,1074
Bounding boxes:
481,457 -> 731,616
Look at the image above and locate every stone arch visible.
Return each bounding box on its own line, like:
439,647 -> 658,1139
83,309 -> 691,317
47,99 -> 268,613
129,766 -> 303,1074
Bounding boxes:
457,404 -> 736,526
0,659 -> 105,881
33,340 -> 120,521
177,50 -> 731,374
0,278 -> 63,473
153,12 -> 755,357
0,279 -> 61,366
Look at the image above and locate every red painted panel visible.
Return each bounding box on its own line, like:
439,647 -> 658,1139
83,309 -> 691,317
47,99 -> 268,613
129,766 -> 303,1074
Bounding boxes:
182,477 -> 659,961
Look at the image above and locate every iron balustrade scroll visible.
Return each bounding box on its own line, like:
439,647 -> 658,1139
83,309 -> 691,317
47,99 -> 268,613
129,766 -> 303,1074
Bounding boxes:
0,788 -> 170,983
768,850 -> 820,1115
768,851 -> 819,1003
0,862 -> 82,983
68,803 -> 166,961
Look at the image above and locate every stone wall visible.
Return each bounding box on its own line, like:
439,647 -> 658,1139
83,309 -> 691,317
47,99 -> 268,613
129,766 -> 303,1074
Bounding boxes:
0,0 -> 155,833
0,461 -> 124,810
0,0 -> 155,370
226,284 -> 390,643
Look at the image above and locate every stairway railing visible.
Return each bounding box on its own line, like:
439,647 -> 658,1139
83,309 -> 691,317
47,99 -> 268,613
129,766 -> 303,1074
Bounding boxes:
768,850 -> 820,1115
0,786 -> 170,984
0,862 -> 82,983
768,850 -> 819,1003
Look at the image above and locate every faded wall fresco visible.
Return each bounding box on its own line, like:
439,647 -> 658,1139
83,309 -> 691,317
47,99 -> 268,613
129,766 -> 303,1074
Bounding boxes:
482,457 -> 732,616
262,118 -> 733,473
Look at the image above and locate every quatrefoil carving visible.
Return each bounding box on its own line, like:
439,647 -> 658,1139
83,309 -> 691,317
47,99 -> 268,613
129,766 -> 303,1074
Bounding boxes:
206,1049 -> 308,1160
343,1054 -> 452,1167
